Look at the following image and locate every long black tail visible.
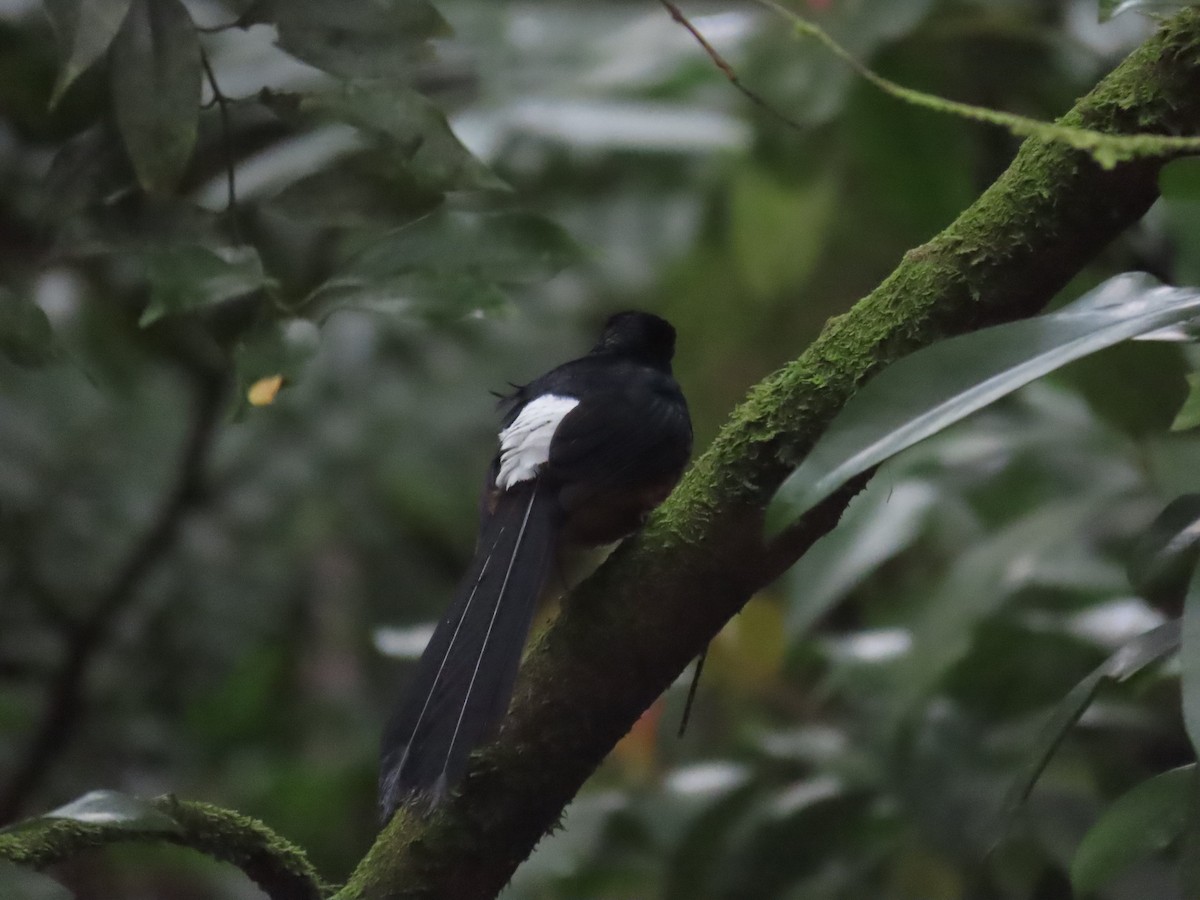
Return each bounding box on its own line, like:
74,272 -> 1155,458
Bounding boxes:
379,479 -> 559,820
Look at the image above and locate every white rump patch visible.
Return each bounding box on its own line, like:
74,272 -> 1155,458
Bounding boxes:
496,394 -> 579,489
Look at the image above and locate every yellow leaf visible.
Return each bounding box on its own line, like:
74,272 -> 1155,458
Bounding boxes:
248,374 -> 284,406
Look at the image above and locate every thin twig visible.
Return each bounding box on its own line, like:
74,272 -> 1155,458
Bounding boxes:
0,372 -> 225,824
199,46 -> 243,244
658,0 -> 807,133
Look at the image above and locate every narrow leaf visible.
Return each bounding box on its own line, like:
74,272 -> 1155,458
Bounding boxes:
1070,765 -> 1196,895
109,0 -> 201,193
44,0 -> 134,107
42,789 -> 181,833
767,274 -> 1200,535
995,621 -> 1181,840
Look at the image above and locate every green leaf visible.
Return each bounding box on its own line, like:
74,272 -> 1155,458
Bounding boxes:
1183,565 -> 1200,759
784,478 -> 937,641
109,0 -> 201,193
313,273 -> 509,322
307,211 -> 577,320
767,274 -> 1200,535
1172,374 -> 1200,432
341,211 -> 580,284
42,789 -> 182,833
995,621 -> 1181,841
140,244 -> 273,326
1070,765 -> 1196,895
299,85 -> 506,193
266,165 -> 443,228
0,290 -> 57,367
246,0 -> 451,80
1128,495 -> 1200,608
896,496 -> 1121,719
43,0 -> 134,107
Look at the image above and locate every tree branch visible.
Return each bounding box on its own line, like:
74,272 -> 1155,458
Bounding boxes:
0,796 -> 325,900
0,370 -> 225,823
340,10 -> 1200,897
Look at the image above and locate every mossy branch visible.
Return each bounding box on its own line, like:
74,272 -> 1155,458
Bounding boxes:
0,797 -> 326,900
340,9 -> 1200,898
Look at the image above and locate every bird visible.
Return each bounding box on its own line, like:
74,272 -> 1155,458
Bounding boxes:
378,311 -> 692,820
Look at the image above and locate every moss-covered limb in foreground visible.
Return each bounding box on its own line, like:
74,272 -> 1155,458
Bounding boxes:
337,11 -> 1200,900
0,796 -> 327,900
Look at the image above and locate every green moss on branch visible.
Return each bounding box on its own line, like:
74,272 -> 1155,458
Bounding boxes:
0,797 -> 326,900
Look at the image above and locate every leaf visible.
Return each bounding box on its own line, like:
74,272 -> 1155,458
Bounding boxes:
247,374 -> 284,407
1172,374 -> 1200,432
43,0 -> 134,107
42,789 -> 181,833
0,290 -> 57,367
312,273 -> 509,323
1183,565 -> 1200,759
309,211 -> 578,318
140,244 -> 273,326
896,496 -> 1120,718
266,165 -> 443,228
245,0 -> 452,80
41,125 -> 131,226
1127,495 -> 1200,608
233,319 -> 320,414
109,0 -> 201,193
767,274 -> 1200,535
341,211 -> 580,284
296,85 -> 506,193
994,621 -> 1181,840
1070,765 -> 1196,895
783,478 -> 938,640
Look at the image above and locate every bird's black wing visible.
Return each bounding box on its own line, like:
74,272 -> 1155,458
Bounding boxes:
547,380 -> 692,491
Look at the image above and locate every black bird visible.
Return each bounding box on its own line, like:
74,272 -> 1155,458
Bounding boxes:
379,311 -> 692,819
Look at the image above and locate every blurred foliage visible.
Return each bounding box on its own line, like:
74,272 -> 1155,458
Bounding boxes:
2,0 -> 1200,898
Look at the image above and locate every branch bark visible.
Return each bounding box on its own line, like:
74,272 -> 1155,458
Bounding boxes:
340,10 -> 1200,898
0,796 -> 324,900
